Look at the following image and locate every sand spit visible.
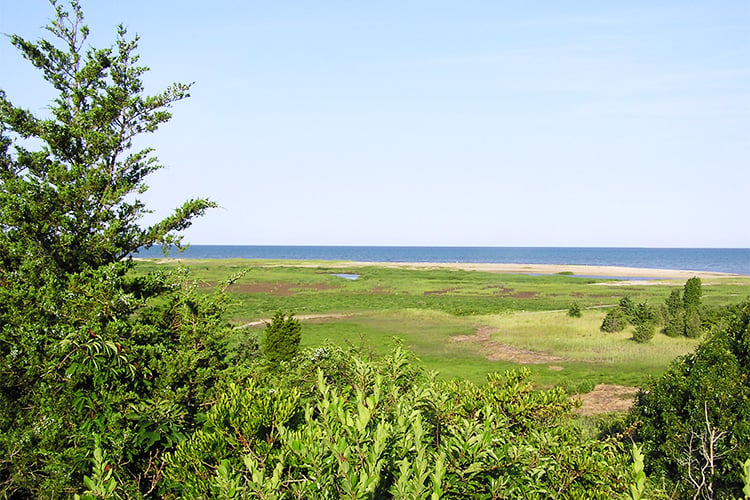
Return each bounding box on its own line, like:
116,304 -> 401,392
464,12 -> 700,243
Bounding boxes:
136,258 -> 745,280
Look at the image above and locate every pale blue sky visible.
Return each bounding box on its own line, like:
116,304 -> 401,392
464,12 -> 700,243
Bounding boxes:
1,1 -> 748,247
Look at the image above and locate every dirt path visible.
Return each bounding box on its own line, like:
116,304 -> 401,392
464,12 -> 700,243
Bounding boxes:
450,327 -> 565,364
450,327 -> 639,415
574,384 -> 639,415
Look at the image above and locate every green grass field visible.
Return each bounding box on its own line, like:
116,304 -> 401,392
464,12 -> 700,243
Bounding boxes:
135,258 -> 749,388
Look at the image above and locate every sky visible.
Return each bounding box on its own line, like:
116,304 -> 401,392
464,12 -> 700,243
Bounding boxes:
1,1 -> 748,248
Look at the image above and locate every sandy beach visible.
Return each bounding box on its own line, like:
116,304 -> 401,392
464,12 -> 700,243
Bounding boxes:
308,262 -> 747,280
143,257 -> 747,280
311,261 -> 746,280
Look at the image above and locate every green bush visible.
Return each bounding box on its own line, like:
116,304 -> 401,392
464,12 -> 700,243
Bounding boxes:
568,302 -> 583,318
619,296 -> 637,322
685,307 -> 703,338
163,344 -> 632,498
264,311 -> 302,363
662,288 -> 685,337
601,307 -> 628,333
630,303 -> 657,343
0,3 -> 219,496
631,300 -> 750,498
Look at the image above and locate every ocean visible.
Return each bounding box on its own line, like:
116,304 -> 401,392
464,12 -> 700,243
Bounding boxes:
135,246 -> 750,276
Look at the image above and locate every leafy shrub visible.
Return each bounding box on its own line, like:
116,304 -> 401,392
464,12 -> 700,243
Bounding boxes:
601,307 -> 628,333
662,288 -> 685,337
163,345 -> 632,498
631,303 -> 657,343
263,311 -> 302,363
684,307 -> 703,338
619,296 -> 637,322
568,302 -> 583,318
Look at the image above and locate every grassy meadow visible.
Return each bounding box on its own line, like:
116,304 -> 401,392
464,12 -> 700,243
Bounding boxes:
135,258 -> 750,389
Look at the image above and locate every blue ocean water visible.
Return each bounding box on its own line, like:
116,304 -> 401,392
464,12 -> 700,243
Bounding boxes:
135,246 -> 750,275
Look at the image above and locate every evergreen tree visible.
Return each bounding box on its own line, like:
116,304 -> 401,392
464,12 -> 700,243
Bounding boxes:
601,307 -> 628,333
631,302 -> 656,343
567,302 -> 583,318
264,311 -> 303,363
683,277 -> 703,310
663,288 -> 685,337
619,295 -> 637,322
683,277 -> 703,337
0,2 -> 220,495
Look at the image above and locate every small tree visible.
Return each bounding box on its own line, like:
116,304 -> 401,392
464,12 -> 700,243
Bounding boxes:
568,302 -> 583,318
264,312 -> 302,363
682,277 -> 703,338
683,277 -> 703,310
0,3 -> 219,495
663,288 -> 685,337
685,308 -> 703,338
601,307 -> 628,333
631,303 -> 656,343
619,296 -> 637,322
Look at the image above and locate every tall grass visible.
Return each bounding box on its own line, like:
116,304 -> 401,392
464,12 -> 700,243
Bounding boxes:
138,259 -> 748,387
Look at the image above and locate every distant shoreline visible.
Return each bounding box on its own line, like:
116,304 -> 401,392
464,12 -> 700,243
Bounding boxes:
136,257 -> 747,280
133,246 -> 750,275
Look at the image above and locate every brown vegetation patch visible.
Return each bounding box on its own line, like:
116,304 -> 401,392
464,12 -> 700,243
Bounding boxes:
483,285 -> 514,294
369,287 -> 392,294
574,384 -> 639,415
510,291 -> 538,299
450,327 -> 565,364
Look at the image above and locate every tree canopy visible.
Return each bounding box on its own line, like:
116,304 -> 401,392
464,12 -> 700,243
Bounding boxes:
0,2 -> 221,495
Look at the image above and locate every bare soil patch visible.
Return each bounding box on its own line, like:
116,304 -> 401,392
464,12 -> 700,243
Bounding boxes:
574,384 -> 639,415
450,327 -> 565,364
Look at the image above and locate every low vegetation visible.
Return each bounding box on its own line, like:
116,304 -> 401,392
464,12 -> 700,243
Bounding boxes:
1,3 -> 749,498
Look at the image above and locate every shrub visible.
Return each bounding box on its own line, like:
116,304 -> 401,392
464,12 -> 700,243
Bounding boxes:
601,308 -> 628,333
163,345 -> 632,498
264,312 -> 302,363
631,303 -> 656,343
619,296 -> 637,322
568,302 -> 583,318
631,300 -> 750,498
662,288 -> 685,337
685,307 -> 703,339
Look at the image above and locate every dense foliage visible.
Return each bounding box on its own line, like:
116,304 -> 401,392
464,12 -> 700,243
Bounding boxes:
0,2 -> 218,496
599,296 -> 657,343
567,302 -> 582,318
601,278 -> 713,343
2,3 -> 749,498
631,300 -> 750,498
162,344 -> 632,499
263,312 -> 303,364
662,278 -> 705,338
